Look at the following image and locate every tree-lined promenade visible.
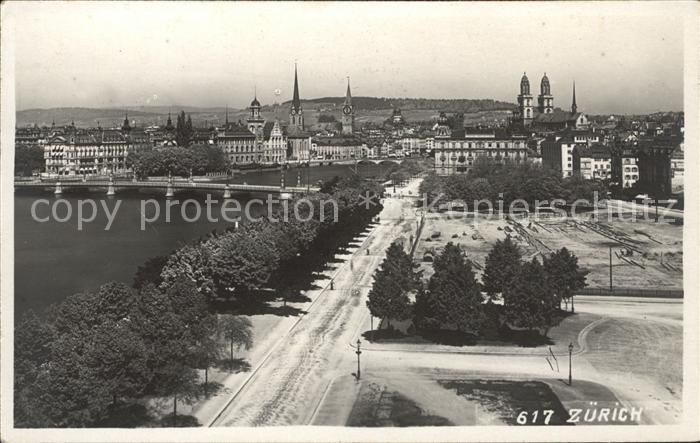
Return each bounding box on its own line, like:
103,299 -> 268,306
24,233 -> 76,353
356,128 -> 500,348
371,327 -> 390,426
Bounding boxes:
14,174 -> 386,427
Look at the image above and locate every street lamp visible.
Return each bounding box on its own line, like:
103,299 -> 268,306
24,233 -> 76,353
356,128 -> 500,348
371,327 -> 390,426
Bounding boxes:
568,342 -> 574,386
355,339 -> 362,380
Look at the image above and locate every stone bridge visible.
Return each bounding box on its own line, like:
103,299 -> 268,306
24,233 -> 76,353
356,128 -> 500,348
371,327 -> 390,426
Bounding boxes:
14,177 -> 317,198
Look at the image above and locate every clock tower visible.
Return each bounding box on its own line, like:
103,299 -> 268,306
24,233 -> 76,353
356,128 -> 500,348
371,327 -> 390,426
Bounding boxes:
289,63 -> 304,131
341,77 -> 354,135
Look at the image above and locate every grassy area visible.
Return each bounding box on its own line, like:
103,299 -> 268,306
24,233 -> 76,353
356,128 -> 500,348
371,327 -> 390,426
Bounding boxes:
347,381 -> 452,427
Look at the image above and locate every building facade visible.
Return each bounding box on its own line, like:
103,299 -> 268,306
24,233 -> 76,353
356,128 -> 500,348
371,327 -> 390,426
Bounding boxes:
216,123 -> 260,165
44,129 -> 130,176
432,126 -> 529,175
263,121 -> 287,164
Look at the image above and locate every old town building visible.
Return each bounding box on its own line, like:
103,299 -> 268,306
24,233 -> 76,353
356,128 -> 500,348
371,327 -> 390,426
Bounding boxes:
216,121 -> 260,165
44,128 -> 130,176
433,120 -> 529,175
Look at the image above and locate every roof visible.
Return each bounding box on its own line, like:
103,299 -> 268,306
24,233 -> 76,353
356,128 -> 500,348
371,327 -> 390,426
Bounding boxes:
313,135 -> 362,146
533,110 -> 577,124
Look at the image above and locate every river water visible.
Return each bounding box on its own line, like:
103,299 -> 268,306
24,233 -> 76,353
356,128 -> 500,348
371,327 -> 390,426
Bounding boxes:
14,164 -> 389,315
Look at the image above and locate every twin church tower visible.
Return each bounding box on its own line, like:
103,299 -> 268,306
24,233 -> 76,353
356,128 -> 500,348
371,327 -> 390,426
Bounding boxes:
247,64 -> 355,136
516,72 -> 579,127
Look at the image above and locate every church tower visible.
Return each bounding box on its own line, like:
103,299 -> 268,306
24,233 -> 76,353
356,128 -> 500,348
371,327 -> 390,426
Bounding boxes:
517,72 -> 534,126
537,73 -> 554,114
289,63 -> 304,131
247,90 -> 265,138
571,81 -> 578,114
341,77 -> 355,135
121,112 -> 131,132
435,111 -> 452,139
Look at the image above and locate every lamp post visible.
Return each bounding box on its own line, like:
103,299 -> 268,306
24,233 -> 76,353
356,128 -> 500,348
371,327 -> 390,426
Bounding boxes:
568,342 -> 574,386
609,246 -> 614,292
355,339 -> 362,380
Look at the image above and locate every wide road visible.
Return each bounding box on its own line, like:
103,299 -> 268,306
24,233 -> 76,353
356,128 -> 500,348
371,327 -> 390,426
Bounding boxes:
210,179 -> 422,426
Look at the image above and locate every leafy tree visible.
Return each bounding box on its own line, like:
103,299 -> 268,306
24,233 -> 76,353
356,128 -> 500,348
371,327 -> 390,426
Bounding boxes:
543,247 -> 588,312
419,172 -> 445,208
23,333 -> 113,427
366,241 -> 420,328
136,278 -> 212,424
14,310 -> 55,427
482,235 -> 522,299
15,144 -> 44,176
502,258 -> 557,336
86,319 -> 150,405
217,315 -> 254,364
160,244 -> 216,298
133,255 -> 169,289
416,243 -> 485,333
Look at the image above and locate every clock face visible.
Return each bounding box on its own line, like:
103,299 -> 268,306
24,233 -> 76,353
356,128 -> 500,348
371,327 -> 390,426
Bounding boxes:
291,109 -> 296,115
343,105 -> 352,115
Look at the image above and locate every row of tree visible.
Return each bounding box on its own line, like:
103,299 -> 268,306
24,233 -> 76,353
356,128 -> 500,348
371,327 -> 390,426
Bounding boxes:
127,145 -> 229,178
16,174 -> 386,427
15,279 -> 253,427
367,236 -> 588,337
419,158 -> 608,208
142,174 -> 385,305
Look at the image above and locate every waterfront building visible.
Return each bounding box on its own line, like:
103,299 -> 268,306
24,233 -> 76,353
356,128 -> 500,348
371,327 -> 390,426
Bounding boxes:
44,128 -> 130,176
432,125 -> 529,175
263,120 -> 287,164
312,136 -> 364,160
216,122 -> 260,165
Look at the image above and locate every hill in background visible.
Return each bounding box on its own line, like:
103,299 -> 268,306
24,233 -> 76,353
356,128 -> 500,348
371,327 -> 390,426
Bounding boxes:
16,97 -> 517,128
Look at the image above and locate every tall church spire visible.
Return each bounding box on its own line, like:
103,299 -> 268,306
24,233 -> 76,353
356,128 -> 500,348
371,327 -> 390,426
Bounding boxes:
344,77 -> 353,106
292,63 -> 301,110
289,63 -> 304,131
571,81 -> 578,114
122,112 -> 131,132
225,105 -> 229,126
341,77 -> 355,135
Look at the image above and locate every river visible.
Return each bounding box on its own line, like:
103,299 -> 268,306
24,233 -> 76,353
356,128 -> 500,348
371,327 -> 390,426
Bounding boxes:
14,164 -> 389,315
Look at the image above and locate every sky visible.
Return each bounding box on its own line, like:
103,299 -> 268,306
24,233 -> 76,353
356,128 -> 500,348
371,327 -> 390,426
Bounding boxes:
7,1 -> 688,114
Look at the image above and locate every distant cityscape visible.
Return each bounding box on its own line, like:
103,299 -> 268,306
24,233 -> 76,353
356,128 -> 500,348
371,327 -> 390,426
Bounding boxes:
15,67 -> 684,199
